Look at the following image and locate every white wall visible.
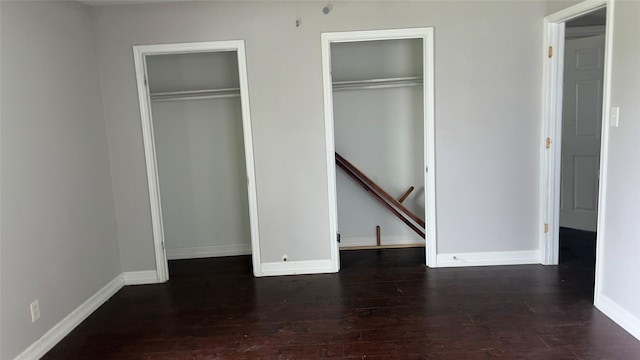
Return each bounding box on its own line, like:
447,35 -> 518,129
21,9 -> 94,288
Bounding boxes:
596,0 -> 640,339
332,39 -> 424,245
92,1 -> 545,270
0,2 -> 121,359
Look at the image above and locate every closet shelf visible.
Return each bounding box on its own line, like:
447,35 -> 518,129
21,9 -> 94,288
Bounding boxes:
332,76 -> 423,91
150,88 -> 240,102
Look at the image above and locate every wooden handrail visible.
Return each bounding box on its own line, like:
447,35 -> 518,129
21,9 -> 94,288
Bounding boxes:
335,153 -> 426,228
336,161 -> 425,238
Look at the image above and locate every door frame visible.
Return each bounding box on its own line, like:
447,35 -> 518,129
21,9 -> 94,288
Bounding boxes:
321,28 -> 437,270
539,0 -> 613,293
133,40 -> 261,282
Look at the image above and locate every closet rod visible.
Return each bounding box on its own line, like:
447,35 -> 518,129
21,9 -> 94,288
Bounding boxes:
332,76 -> 423,91
150,88 -> 240,102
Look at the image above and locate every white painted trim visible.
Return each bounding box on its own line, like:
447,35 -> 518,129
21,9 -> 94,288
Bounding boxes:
321,33 -> 341,274
436,250 -> 540,268
340,234 -> 423,248
167,244 -> 251,260
132,40 -> 262,281
423,28 -> 438,269
259,260 -> 334,277
539,1 -> 610,266
13,275 -> 124,360
538,20 -> 567,266
539,17 -> 553,266
133,46 -> 168,282
594,0 -> 615,306
236,43 -> 263,278
595,293 -> 640,341
123,270 -> 160,285
321,27 -> 437,272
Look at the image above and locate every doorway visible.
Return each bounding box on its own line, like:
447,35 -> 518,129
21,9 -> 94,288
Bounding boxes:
133,41 -> 261,282
321,28 -> 437,271
540,1 -> 612,301
559,11 -> 605,266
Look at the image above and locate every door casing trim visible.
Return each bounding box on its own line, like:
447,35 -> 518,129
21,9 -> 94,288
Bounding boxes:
321,27 -> 437,270
539,0 -> 614,307
133,40 -> 262,281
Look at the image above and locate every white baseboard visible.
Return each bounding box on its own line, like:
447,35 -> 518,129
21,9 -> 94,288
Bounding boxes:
14,274 -> 124,360
166,244 -> 251,260
436,250 -> 540,268
123,270 -> 160,285
340,234 -> 424,248
259,259 -> 334,277
595,293 -> 640,341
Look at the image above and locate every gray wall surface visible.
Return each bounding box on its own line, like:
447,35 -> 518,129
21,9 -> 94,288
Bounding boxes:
92,1 -> 545,270
546,0 -> 584,14
0,2 -> 121,359
598,0 -> 640,332
146,51 -> 240,93
2,0 -> 640,358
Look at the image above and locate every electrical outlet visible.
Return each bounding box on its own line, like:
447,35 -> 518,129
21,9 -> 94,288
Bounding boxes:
30,300 -> 40,323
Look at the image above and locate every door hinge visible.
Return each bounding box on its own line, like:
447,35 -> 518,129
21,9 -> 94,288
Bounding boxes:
336,232 -> 341,243
544,223 -> 549,234
546,137 -> 552,149
144,75 -> 148,87
548,46 -> 553,58
161,241 -> 166,250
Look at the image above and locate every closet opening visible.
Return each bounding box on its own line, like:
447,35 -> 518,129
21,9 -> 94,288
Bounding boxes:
134,41 -> 261,282
321,28 -> 436,271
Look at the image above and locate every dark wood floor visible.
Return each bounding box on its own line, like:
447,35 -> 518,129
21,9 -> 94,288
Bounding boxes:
44,231 -> 640,359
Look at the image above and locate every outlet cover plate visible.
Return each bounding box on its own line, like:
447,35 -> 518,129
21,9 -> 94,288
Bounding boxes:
30,300 -> 40,323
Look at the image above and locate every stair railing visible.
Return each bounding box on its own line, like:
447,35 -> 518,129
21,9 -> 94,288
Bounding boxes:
335,152 -> 426,239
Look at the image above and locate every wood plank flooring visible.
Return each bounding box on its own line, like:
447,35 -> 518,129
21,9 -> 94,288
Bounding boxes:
43,231 -> 640,359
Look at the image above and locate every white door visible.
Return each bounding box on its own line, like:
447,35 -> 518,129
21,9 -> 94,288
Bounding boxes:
560,34 -> 605,232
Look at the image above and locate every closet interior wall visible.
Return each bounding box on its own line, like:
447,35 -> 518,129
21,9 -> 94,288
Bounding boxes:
146,51 -> 252,260
332,39 -> 425,248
